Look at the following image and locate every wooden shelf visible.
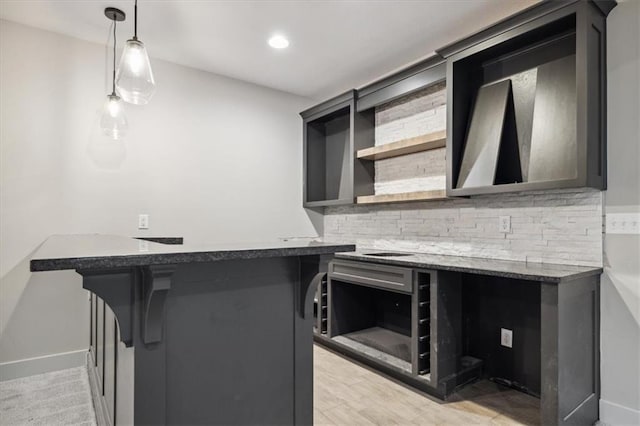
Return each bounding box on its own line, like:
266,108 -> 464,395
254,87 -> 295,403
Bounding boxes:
356,130 -> 446,161
356,189 -> 447,205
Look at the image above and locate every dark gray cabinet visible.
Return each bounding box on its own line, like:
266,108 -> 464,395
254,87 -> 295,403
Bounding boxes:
300,91 -> 374,207
439,0 -> 615,197
301,1 -> 615,205
316,260 -> 483,399
356,56 -> 446,112
315,257 -> 602,425
89,294 -> 134,426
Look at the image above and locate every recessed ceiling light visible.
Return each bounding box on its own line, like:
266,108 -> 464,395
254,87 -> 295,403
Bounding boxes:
268,35 -> 290,49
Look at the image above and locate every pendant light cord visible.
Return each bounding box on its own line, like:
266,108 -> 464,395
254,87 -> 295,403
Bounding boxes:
112,19 -> 117,95
134,0 -> 138,40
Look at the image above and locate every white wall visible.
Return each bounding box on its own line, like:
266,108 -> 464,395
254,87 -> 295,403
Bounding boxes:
0,20 -> 319,372
600,1 -> 640,425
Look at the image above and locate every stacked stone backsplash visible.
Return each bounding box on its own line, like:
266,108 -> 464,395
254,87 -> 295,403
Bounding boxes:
323,83 -> 603,267
375,83 -> 447,194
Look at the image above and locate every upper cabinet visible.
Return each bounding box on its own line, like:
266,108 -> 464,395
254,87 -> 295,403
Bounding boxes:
300,91 -> 374,208
301,0 -> 616,206
438,0 -> 615,197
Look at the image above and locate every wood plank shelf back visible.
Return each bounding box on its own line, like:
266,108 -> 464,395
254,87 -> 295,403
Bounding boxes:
356,189 -> 448,205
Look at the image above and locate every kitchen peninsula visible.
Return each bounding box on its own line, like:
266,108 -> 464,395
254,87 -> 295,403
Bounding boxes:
30,235 -> 355,426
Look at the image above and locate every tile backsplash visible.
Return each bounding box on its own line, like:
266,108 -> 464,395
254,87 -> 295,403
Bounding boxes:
323,83 -> 603,267
324,189 -> 603,267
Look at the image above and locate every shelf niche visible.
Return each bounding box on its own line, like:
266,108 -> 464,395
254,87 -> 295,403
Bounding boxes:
440,0 -> 612,197
301,91 -> 374,208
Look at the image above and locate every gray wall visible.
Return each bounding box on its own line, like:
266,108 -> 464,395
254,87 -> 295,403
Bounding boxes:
600,1 -> 640,424
0,20 -> 319,374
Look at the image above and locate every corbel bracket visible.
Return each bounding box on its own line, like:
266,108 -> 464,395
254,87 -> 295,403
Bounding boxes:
141,265 -> 176,345
78,268 -> 135,347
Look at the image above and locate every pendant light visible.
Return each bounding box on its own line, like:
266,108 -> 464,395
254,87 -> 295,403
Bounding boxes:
116,0 -> 156,105
100,8 -> 128,140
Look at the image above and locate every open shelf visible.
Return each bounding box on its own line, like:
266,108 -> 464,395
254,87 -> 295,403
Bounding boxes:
356,189 -> 447,205
333,331 -> 412,373
357,130 -> 447,161
300,90 -> 375,207
440,1 -> 609,197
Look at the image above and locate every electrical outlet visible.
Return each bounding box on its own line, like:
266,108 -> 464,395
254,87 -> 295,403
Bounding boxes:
606,213 -> 640,234
499,216 -> 511,233
501,328 -> 513,348
138,214 -> 149,230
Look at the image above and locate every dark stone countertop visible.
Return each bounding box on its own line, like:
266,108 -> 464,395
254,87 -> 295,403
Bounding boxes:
335,250 -> 602,283
30,234 -> 355,272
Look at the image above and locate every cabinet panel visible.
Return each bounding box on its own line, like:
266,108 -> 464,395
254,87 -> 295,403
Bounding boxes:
96,298 -> 105,394
104,308 -> 116,423
115,339 -> 135,426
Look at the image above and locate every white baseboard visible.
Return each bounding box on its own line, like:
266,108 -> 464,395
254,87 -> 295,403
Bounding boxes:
0,349 -> 88,381
600,399 -> 640,426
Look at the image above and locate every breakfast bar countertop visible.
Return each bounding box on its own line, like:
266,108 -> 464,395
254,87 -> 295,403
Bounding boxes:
335,249 -> 602,283
30,234 -> 355,272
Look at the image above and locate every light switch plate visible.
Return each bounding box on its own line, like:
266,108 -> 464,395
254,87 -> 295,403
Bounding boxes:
501,328 -> 513,348
606,213 -> 640,234
138,214 -> 149,230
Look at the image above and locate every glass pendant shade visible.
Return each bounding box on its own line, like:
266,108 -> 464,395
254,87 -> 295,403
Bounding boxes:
116,39 -> 156,105
100,94 -> 128,140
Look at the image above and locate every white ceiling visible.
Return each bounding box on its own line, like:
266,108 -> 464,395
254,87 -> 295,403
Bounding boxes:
0,0 -> 539,100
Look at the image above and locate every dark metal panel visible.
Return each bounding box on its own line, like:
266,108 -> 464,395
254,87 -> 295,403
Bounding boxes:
528,55 -> 577,182
356,59 -> 446,111
456,79 -> 512,188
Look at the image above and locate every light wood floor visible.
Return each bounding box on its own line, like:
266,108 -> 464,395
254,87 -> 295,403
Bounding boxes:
313,344 -> 540,425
